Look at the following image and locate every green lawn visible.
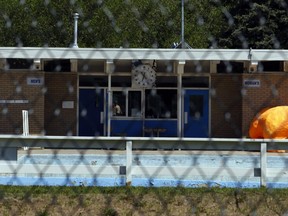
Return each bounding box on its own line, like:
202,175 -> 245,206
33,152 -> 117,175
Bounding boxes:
0,186 -> 288,215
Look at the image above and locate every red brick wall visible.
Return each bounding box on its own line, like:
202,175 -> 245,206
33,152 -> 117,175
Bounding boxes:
0,71 -> 44,134
44,72 -> 77,136
211,74 -> 243,138
211,72 -> 288,138
242,73 -> 288,137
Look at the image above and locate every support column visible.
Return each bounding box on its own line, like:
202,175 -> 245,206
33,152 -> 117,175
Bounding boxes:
176,60 -> 185,137
126,141 -> 132,185
260,142 -> 267,187
106,60 -> 114,136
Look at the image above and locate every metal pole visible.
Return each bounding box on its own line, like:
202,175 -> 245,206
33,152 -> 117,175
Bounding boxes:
107,73 -> 112,136
177,74 -> 182,137
181,0 -> 185,49
72,13 -> 79,48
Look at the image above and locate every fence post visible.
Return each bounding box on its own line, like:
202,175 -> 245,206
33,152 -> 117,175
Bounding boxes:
22,110 -> 29,136
260,142 -> 267,187
22,110 -> 29,150
126,141 -> 132,186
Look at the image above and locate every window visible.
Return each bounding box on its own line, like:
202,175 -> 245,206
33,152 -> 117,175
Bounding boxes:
128,91 -> 142,117
112,90 -> 142,117
6,58 -> 33,69
145,89 -> 177,118
189,95 -> 203,119
217,61 -> 244,73
44,59 -> 71,72
112,91 -> 125,116
258,61 -> 283,72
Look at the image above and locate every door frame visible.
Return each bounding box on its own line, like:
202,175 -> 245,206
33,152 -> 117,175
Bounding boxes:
182,88 -> 210,137
78,87 -> 106,136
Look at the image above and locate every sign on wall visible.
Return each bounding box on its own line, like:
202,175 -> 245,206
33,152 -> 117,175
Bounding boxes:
0,100 -> 29,104
243,79 -> 260,88
27,77 -> 44,86
62,101 -> 74,109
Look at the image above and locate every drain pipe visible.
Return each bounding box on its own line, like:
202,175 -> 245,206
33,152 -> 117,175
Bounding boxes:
72,12 -> 79,48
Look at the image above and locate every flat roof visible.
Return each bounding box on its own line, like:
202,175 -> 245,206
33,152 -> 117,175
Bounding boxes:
0,47 -> 288,61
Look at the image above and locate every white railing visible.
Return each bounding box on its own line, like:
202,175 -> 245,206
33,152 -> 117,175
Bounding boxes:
0,135 -> 288,187
22,110 -> 29,136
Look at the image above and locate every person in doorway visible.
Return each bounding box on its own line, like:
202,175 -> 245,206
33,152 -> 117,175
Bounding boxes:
113,101 -> 122,116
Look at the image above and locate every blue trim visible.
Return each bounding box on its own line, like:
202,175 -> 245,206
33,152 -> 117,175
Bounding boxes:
1,176 -> 288,188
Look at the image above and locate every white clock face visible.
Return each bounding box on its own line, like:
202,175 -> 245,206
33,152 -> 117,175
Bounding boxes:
132,64 -> 156,88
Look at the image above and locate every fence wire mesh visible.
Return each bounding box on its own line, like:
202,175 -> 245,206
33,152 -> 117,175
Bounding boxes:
1,0 -> 288,215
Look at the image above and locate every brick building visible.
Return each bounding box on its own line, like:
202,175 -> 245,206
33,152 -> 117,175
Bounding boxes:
0,47 -> 287,138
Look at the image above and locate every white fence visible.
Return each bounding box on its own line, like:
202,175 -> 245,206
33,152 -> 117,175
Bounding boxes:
0,135 -> 288,187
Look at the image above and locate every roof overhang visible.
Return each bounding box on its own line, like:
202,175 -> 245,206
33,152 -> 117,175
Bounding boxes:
0,47 -> 287,61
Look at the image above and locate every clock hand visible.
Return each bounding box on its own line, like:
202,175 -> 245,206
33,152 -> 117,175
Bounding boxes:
141,72 -> 146,81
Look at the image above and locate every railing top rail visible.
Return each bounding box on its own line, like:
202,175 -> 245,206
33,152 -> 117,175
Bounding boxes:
1,135 -> 288,151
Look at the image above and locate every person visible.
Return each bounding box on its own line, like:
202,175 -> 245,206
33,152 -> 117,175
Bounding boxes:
113,102 -> 122,116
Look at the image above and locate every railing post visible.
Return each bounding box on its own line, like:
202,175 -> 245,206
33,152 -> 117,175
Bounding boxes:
260,142 -> 267,187
22,110 -> 29,136
126,141 -> 132,185
22,110 -> 29,150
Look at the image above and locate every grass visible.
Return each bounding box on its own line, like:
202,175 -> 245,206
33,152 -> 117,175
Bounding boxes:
0,186 -> 288,215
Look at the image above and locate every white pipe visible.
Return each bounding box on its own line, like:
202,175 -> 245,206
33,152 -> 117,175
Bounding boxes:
72,13 -> 79,48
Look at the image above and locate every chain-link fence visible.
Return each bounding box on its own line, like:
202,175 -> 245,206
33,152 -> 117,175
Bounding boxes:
1,0 -> 288,215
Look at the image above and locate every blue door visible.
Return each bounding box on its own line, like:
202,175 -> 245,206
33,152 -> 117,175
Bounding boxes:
79,89 -> 104,136
183,89 -> 209,137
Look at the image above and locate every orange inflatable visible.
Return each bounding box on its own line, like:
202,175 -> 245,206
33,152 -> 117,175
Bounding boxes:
249,106 -> 288,152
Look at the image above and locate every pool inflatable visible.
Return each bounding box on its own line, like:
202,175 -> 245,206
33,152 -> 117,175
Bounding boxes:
249,106 -> 288,152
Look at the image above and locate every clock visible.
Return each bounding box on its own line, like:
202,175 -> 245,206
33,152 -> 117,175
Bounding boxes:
132,64 -> 156,88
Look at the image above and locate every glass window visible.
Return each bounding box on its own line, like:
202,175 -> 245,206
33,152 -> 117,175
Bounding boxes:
44,59 -> 71,72
112,90 -> 142,117
189,95 -> 203,119
112,91 -> 125,116
145,89 -> 177,119
128,91 -> 142,117
6,58 -> 33,69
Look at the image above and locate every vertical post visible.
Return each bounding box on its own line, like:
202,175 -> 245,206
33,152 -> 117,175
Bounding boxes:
177,61 -> 185,137
126,141 -> 132,186
107,73 -> 112,136
260,142 -> 267,187
72,12 -> 79,48
22,110 -> 29,136
22,110 -> 29,150
106,60 -> 114,137
181,0 -> 185,49
177,74 -> 182,137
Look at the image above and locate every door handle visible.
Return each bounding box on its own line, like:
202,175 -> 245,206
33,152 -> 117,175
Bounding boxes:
184,112 -> 188,124
100,111 -> 104,124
